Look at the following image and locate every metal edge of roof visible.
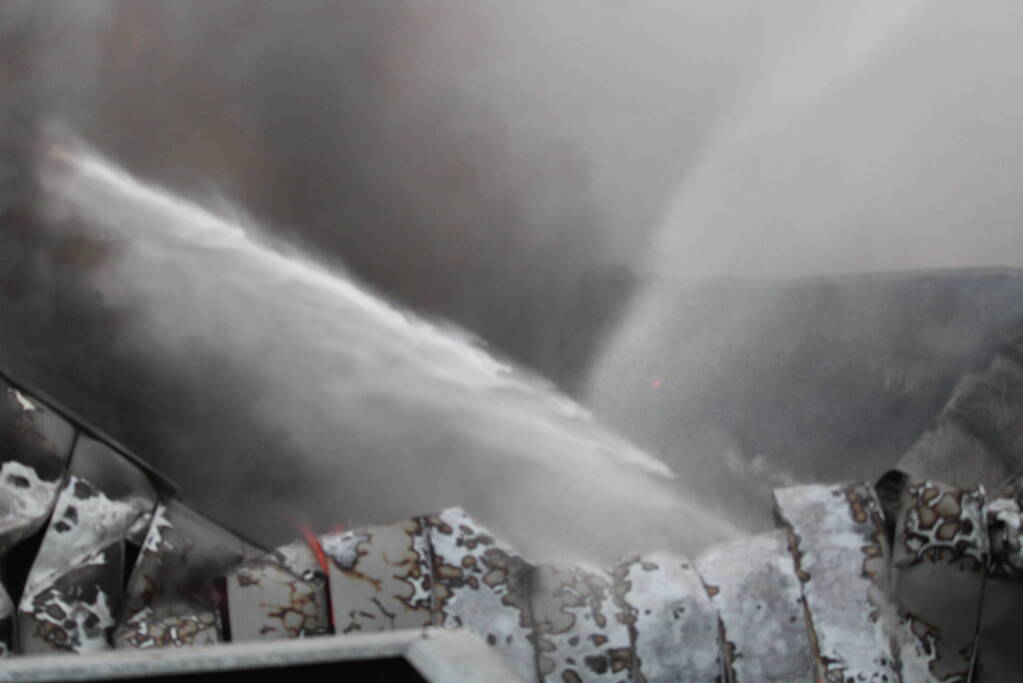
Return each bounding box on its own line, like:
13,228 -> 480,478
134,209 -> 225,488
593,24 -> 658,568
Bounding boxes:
0,627 -> 526,682
0,364 -> 179,496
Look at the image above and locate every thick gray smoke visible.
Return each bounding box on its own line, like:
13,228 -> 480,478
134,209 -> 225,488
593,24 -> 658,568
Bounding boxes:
5,2 -> 1023,552
2,0 -> 753,383
585,0 -> 1023,529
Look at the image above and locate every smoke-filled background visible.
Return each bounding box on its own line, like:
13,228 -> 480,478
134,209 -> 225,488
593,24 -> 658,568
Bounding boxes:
4,1 -> 1023,554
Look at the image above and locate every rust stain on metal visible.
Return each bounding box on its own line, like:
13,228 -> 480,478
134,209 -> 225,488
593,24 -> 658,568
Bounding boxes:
227,540 -> 330,642
426,508 -> 538,681
322,518 -> 433,634
530,563 -> 633,682
115,500 -> 262,650
775,483 -> 899,683
890,479 -> 986,681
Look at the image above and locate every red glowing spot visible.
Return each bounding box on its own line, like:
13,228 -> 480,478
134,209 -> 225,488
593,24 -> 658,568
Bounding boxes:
298,524 -> 329,574
651,378 -> 663,390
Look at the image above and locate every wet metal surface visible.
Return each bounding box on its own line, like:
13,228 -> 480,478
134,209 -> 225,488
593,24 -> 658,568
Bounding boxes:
614,551 -> 719,682
5,359 -> 1023,677
321,518 -> 433,634
530,562 -> 632,683
226,540 -> 330,641
695,530 -> 814,682
425,507 -> 538,681
17,437 -> 157,654
774,483 -> 899,683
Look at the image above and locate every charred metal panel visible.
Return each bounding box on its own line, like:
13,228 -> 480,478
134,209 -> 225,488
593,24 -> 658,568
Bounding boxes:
774,483 -> 899,683
227,540 -> 330,641
695,530 -> 814,683
987,490 -> 1023,578
425,507 -> 538,682
0,380 -> 75,555
530,563 -> 632,683
17,436 -> 157,654
976,489 -> 1023,679
613,551 -> 719,682
115,499 -> 262,649
890,480 -> 986,681
321,518 -> 433,634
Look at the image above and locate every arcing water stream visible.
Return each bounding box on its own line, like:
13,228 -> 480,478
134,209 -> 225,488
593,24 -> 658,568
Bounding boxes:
35,134 -> 738,562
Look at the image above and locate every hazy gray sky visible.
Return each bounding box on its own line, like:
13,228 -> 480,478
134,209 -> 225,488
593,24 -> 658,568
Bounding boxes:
647,0 -> 1023,278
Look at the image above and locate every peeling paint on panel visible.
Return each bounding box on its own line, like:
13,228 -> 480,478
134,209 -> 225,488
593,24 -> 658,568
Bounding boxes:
425,508 -> 538,682
530,562 -> 632,683
227,540 -> 330,641
322,518 -> 433,634
774,483 -> 899,683
17,465 -> 153,654
614,551 -> 719,682
891,480 -> 985,681
695,531 -> 814,682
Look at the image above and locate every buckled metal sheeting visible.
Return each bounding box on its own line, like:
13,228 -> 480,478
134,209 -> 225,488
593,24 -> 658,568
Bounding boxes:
6,370 -> 1023,679
424,513 -> 721,682
115,499 -> 263,649
774,482 -> 900,682
530,562 -> 633,682
424,507 -> 537,680
322,518 -> 434,634
695,531 -> 815,682
18,436 -> 157,654
226,539 -> 330,641
890,479 -> 987,680
0,379 -> 75,556
0,378 -> 75,655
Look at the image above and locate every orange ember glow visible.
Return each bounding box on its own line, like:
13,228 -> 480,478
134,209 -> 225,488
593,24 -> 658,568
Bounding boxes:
298,524 -> 329,573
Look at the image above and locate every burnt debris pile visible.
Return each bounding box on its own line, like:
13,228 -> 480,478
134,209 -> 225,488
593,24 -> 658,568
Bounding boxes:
0,369 -> 1022,680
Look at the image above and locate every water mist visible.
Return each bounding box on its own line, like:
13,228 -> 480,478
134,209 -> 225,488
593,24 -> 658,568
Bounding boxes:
33,133 -> 738,563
